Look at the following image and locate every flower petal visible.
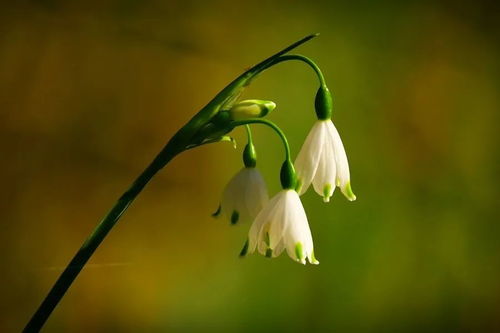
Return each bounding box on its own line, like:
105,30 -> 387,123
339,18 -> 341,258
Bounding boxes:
327,120 -> 356,201
312,126 -> 336,202
268,191 -> 294,249
283,191 -> 314,263
294,121 -> 326,195
221,168 -> 269,224
272,239 -> 286,257
248,191 -> 284,254
243,169 -> 269,220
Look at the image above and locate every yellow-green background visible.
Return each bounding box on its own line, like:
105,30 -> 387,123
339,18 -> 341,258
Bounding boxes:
1,0 -> 499,331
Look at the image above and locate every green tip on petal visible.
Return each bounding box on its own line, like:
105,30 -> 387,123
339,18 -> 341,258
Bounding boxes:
231,211 -> 239,225
310,250 -> 320,265
211,204 -> 222,218
295,178 -> 303,193
239,239 -> 249,257
323,183 -> 332,203
343,182 -> 357,201
295,242 -> 305,262
265,248 -> 273,258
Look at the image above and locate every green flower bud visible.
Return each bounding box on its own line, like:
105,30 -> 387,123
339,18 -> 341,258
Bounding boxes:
315,85 -> 333,120
229,99 -> 276,120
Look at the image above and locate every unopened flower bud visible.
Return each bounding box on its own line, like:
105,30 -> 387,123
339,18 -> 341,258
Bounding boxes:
229,99 -> 276,120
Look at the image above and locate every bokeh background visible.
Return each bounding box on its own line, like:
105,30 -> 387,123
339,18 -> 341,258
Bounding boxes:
1,0 -> 499,331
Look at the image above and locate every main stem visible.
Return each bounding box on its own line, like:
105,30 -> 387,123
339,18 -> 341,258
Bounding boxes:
24,143 -> 180,332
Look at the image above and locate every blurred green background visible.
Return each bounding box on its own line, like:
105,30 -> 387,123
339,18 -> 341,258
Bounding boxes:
1,0 -> 499,331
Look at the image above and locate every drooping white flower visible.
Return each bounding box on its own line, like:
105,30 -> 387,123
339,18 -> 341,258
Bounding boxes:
294,119 -> 356,202
214,167 -> 268,224
246,189 -> 318,265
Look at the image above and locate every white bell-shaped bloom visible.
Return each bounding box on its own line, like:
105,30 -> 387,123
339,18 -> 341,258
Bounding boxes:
247,189 -> 318,265
214,167 -> 268,224
294,119 -> 356,202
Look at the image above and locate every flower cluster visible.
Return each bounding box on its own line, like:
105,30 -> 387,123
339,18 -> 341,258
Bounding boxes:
24,36 -> 357,332
214,85 -> 356,265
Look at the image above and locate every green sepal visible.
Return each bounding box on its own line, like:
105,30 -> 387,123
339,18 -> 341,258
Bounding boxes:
280,160 -> 297,190
315,85 -> 333,120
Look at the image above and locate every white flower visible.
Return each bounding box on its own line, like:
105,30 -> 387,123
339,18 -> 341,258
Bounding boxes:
294,119 -> 356,202
214,167 -> 268,224
247,189 -> 318,265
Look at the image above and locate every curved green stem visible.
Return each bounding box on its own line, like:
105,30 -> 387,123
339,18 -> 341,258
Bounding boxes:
249,54 -> 332,120
244,125 -> 253,145
277,54 -> 327,86
231,119 -> 291,162
232,119 -> 297,189
249,54 -> 327,88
